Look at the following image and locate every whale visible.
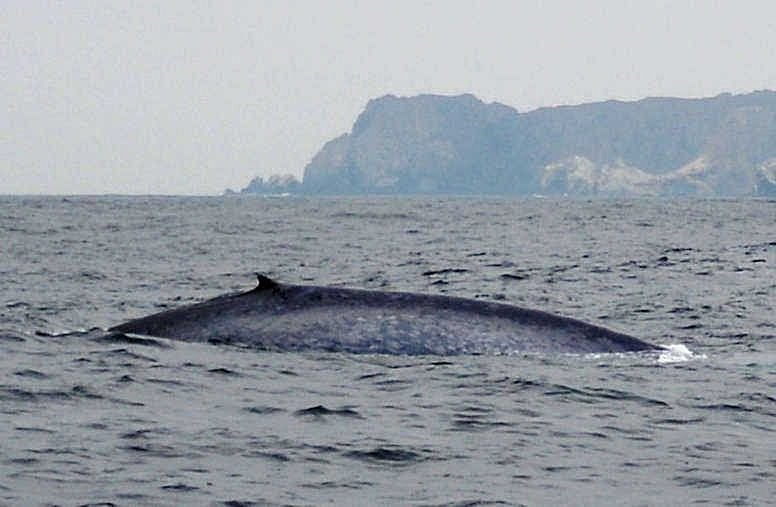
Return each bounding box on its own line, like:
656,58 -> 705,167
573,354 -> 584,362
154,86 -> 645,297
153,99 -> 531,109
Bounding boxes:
109,275 -> 660,355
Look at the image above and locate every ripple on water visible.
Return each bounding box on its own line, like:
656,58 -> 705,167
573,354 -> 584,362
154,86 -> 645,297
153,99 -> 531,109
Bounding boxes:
343,446 -> 427,465
294,404 -> 363,419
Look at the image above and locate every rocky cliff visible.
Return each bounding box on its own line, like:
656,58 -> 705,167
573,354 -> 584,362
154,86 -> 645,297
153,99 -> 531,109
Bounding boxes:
299,90 -> 776,196
302,94 -> 521,194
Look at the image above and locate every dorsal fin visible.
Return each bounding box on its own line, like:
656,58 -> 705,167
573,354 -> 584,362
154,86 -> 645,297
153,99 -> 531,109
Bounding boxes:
254,273 -> 279,290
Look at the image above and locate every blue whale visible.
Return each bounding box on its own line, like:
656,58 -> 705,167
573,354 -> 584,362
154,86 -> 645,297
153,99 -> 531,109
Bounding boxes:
109,275 -> 659,355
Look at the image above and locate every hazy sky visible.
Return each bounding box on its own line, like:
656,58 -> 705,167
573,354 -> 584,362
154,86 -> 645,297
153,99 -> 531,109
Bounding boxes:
3,0 -> 775,195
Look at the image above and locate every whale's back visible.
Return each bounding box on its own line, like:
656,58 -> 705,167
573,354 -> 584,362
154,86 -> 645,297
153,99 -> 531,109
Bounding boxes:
110,278 -> 659,355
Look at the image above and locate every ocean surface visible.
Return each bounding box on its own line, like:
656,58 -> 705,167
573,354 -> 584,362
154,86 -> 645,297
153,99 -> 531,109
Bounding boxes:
1,195 -> 774,506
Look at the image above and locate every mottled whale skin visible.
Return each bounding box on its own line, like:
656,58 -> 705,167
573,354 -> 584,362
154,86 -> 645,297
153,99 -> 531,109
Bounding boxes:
110,275 -> 659,355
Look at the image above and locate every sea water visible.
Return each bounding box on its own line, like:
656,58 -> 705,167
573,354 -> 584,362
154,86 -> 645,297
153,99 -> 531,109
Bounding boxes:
1,196 -> 774,506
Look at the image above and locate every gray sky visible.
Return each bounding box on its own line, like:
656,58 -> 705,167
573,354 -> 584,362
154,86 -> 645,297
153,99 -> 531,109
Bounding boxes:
3,0 -> 775,195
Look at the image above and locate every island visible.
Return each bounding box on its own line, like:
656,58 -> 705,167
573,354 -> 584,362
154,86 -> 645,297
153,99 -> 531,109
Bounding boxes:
234,90 -> 776,197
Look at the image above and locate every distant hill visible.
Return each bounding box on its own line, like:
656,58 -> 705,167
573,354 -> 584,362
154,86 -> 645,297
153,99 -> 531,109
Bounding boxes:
242,90 -> 776,197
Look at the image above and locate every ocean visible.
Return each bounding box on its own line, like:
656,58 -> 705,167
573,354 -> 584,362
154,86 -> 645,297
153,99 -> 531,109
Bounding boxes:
1,195 -> 774,506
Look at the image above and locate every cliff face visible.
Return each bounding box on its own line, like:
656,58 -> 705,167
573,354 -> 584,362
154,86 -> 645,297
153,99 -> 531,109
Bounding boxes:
302,94 -> 522,194
302,90 -> 776,196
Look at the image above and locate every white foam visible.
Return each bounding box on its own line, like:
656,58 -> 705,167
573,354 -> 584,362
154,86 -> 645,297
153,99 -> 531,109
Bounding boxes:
657,343 -> 704,364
